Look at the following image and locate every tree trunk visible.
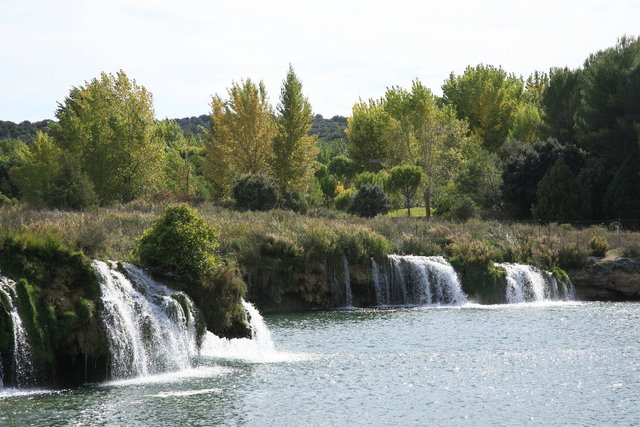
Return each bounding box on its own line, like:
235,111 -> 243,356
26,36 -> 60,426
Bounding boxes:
424,188 -> 431,220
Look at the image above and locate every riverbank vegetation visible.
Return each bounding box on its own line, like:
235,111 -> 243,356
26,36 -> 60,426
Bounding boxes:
1,36 -> 640,311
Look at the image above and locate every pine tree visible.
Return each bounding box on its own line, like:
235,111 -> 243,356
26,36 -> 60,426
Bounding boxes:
603,155 -> 640,220
532,157 -> 588,222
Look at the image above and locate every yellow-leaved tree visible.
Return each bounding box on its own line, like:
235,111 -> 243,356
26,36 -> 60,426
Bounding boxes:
204,79 -> 276,197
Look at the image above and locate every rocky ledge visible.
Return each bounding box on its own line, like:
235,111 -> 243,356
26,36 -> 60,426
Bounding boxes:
569,258 -> 640,301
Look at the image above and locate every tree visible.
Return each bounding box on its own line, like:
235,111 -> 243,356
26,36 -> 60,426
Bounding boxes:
272,66 -> 318,193
13,132 -> 61,207
532,157 -> 588,222
575,36 -> 640,169
0,138 -> 28,199
442,64 -> 524,151
50,71 -> 163,204
383,81 -> 473,218
348,185 -> 390,218
346,99 -> 395,171
501,139 -> 586,219
154,119 -> 195,198
386,165 -> 424,216
603,155 -> 640,220
542,67 -> 581,144
204,79 -> 276,197
327,155 -> 357,185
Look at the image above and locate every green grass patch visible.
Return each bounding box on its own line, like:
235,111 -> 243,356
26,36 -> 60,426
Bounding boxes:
388,207 -> 428,217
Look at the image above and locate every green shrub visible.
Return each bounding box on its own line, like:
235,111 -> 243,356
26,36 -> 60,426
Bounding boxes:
588,235 -> 609,257
136,204 -> 219,282
445,195 -> 480,222
281,190 -> 308,214
447,234 -> 497,267
558,245 -> 588,269
334,189 -> 355,211
232,175 -> 282,211
348,185 -> 390,218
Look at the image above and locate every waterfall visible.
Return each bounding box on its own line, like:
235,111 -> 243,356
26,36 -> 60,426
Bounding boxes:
371,255 -> 467,306
200,300 -> 287,362
95,261 -> 198,379
496,263 -> 575,303
330,256 -> 353,308
0,276 -> 34,387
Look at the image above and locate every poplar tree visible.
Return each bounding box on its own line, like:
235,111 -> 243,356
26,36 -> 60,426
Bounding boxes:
272,66 -> 318,193
204,79 -> 276,197
50,71 -> 163,204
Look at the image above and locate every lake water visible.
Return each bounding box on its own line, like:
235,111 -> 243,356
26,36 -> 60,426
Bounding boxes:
2,301 -> 639,426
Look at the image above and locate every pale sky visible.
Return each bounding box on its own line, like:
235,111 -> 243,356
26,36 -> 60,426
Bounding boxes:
1,0 -> 638,122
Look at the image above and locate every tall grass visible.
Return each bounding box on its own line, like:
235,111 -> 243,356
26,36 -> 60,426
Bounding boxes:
2,202 -> 639,269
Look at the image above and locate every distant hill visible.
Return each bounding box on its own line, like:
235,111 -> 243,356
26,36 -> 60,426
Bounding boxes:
1,113 -> 348,143
172,114 -> 210,137
310,114 -> 347,140
0,119 -> 54,143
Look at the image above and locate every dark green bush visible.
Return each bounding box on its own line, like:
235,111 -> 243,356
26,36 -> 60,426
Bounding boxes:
348,185 -> 390,218
280,190 -> 308,214
445,195 -> 480,222
232,175 -> 282,211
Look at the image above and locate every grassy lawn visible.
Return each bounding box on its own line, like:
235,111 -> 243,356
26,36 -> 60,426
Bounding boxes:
388,207 -> 428,217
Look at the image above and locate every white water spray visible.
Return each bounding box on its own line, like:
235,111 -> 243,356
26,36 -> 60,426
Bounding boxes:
95,261 -> 198,379
371,255 -> 467,306
0,276 -> 34,388
495,263 -> 575,303
200,300 -> 302,363
330,256 -> 353,308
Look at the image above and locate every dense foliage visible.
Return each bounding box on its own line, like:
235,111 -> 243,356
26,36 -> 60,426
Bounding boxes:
2,36 -> 639,223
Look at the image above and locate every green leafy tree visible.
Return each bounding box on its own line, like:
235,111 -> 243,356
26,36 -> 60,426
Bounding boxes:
386,165 -> 424,216
384,81 -> 473,218
13,132 -> 61,207
204,79 -> 276,197
348,185 -> 390,218
327,155 -> 357,185
532,157 -> 588,222
346,99 -> 394,171
0,138 -> 28,199
272,66 -> 318,193
442,64 -> 524,151
154,119 -> 195,198
50,71 -> 163,204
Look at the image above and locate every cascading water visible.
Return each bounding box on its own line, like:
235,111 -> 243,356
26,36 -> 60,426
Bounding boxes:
95,261 -> 199,379
200,300 -> 293,362
330,256 -> 353,308
371,255 -> 467,306
496,263 -> 575,303
0,276 -> 34,387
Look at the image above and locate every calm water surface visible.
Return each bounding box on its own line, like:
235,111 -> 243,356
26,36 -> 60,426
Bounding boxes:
2,302 -> 639,426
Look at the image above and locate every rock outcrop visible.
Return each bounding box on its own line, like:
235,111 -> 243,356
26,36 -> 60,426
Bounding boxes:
569,258 -> 640,301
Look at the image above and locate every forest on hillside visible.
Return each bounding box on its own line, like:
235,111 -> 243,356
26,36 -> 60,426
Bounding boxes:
1,36 -> 639,225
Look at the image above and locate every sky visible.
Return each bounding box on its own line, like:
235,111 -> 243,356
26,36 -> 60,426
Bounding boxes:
1,0 -> 639,122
